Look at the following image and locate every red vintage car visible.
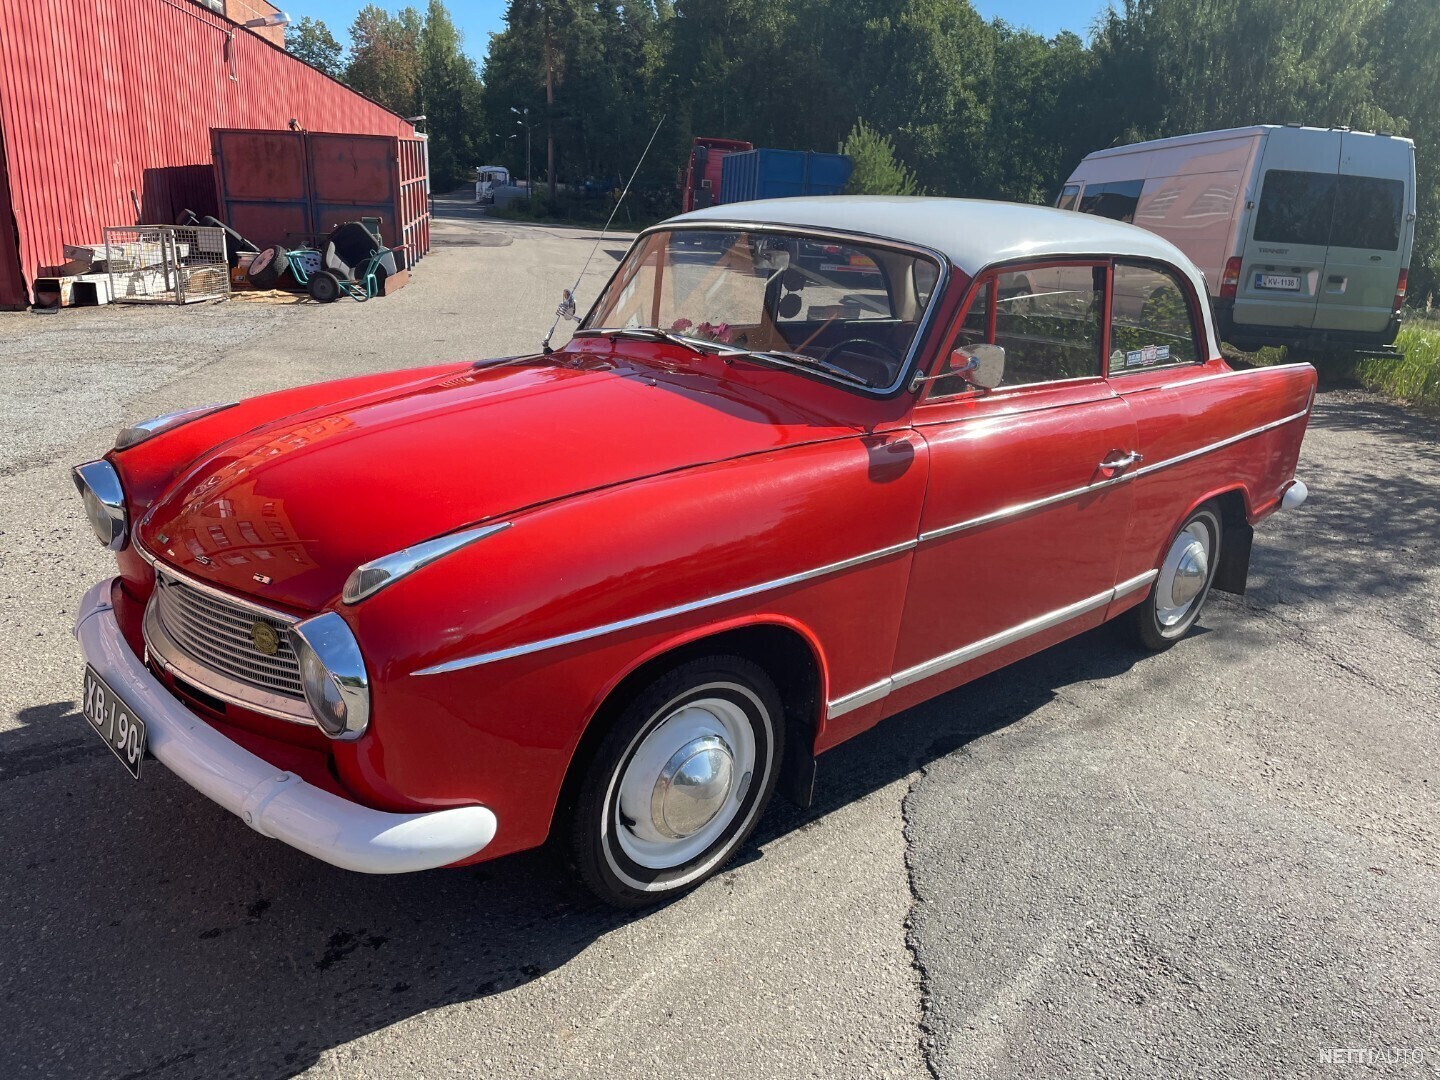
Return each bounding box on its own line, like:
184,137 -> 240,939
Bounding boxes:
72,198 -> 1315,906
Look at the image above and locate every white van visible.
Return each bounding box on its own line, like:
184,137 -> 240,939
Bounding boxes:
475,165 -> 511,204
1059,125 -> 1416,350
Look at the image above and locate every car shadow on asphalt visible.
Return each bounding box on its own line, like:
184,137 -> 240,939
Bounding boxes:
1241,394 -> 1440,615
1,626 -> 1150,1080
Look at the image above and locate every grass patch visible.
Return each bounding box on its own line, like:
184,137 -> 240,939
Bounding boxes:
1356,322 -> 1440,406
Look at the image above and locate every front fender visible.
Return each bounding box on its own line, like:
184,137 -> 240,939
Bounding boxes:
335,432 -> 928,858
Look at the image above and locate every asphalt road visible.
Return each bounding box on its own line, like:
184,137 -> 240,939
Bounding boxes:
1,196 -> 1436,1079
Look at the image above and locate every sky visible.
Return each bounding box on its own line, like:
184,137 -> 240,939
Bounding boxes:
281,1 -> 1115,65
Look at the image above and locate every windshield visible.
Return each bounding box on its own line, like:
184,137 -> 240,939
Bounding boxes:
583,228 -> 944,391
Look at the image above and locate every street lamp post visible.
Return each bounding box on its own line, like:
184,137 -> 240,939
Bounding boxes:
510,106 -> 533,197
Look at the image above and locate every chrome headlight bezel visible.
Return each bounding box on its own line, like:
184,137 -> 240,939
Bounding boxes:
72,460 -> 129,551
115,402 -> 236,451
291,612 -> 371,741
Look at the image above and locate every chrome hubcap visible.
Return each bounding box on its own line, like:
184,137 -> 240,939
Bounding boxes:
650,735 -> 734,839
1156,519 -> 1215,628
614,695 -> 757,871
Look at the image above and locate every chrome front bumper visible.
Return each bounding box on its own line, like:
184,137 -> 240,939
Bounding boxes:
73,579 -> 498,874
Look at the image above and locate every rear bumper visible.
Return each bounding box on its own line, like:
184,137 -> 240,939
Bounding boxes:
1215,300 -> 1400,350
73,579 -> 497,874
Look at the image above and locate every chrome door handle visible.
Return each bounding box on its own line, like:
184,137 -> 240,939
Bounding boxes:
1101,450 -> 1144,472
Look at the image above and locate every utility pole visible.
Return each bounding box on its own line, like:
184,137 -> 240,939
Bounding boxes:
545,14 -> 556,200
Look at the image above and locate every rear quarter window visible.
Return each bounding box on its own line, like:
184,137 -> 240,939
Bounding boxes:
1109,262 -> 1202,373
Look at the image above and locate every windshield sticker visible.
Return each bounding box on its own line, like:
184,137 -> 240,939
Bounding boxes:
1125,345 -> 1170,368
1110,348 -> 1125,369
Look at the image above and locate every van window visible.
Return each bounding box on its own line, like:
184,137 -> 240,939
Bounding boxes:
1056,184 -> 1080,211
1108,262 -> 1201,373
1254,170 -> 1334,246
1255,170 -> 1405,251
1331,175 -> 1404,250
1079,180 -> 1143,223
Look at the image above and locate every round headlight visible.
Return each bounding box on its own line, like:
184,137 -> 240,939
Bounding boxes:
72,460 -> 128,551
291,612 -> 370,741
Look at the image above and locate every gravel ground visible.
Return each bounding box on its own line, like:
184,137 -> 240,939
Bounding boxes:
0,197 -> 1436,1078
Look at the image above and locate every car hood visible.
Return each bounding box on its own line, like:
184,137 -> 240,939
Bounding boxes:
137,350 -> 865,610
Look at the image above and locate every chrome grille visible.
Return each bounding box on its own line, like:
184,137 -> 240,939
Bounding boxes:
151,568 -> 305,701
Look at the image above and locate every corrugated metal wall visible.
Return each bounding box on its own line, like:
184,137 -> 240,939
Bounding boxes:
0,0 -> 419,307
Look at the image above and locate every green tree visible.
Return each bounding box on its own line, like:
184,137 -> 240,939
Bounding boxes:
842,118 -> 922,195
417,1 -> 483,189
287,16 -> 345,78
346,5 -> 423,116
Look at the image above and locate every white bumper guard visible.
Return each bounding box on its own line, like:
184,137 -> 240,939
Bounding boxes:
74,579 -> 497,874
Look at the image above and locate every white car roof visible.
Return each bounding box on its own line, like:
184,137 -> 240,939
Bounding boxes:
673,196 -> 1220,355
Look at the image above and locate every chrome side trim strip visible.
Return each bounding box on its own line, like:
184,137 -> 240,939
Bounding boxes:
1111,569 -> 1159,600
413,539 -> 919,677
890,588 -> 1115,690
1119,362 -> 1316,395
824,569 -> 1159,721
1128,406 -> 1311,479
825,678 -> 893,720
918,407 -> 1311,543
920,474 -> 1127,543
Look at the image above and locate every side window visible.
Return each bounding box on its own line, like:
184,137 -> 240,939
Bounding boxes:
1108,262 -> 1202,373
1078,180 -> 1144,223
930,265 -> 1102,399
1056,184 -> 1081,211
994,264 -> 1103,385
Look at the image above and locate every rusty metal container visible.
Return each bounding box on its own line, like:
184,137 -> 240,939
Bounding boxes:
213,129 -> 431,266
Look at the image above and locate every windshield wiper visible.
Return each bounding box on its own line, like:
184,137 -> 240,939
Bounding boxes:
574,326 -> 727,356
739,349 -> 877,388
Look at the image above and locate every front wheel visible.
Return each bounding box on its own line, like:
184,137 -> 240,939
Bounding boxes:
567,656 -> 785,908
1126,503 -> 1222,651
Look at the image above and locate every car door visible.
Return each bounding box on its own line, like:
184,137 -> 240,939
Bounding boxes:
1312,133 -> 1414,335
889,261 -> 1139,707
1235,129 -> 1345,331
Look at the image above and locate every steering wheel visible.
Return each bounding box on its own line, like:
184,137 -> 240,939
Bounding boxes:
822,337 -> 904,379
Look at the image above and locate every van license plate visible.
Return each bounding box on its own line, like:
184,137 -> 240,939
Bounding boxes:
1256,273 -> 1301,291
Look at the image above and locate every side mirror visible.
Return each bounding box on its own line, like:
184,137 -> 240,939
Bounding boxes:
951,344 -> 1005,390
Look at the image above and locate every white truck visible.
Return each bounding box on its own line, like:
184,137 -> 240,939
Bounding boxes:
1059,125 -> 1416,351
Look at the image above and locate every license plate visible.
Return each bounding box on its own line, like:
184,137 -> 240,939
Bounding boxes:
1256,273 -> 1301,291
82,665 -> 146,779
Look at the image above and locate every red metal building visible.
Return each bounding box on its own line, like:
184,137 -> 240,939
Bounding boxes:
0,0 -> 428,308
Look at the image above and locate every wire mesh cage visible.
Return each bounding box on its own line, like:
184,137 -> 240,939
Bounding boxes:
104,226 -> 230,304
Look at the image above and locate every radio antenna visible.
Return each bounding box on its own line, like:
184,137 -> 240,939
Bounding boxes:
542,112 -> 666,353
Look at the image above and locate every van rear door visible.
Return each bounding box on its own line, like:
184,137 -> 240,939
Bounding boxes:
1237,129 -> 1344,331
1312,133 -> 1413,335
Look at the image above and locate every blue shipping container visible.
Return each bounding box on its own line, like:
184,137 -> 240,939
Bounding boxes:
718,149 -> 854,205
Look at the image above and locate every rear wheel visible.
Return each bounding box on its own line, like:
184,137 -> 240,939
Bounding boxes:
1127,503 -> 1222,651
568,656 -> 784,908
306,270 -> 342,304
